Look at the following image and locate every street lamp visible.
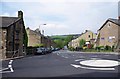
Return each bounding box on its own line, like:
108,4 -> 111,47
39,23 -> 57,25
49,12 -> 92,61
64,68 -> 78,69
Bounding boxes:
39,24 -> 46,48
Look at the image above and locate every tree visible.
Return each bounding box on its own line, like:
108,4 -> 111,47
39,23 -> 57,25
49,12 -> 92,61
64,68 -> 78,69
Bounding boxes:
64,35 -> 73,46
54,39 -> 64,48
79,39 -> 86,48
33,44 -> 44,47
52,35 -> 73,48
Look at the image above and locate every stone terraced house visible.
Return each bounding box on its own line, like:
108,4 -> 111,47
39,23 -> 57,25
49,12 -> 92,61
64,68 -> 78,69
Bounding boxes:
68,30 -> 96,48
26,27 -> 56,48
0,11 -> 27,59
95,18 -> 120,52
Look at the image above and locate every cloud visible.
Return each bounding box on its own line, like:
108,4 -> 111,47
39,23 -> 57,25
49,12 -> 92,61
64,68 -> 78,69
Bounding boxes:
0,13 -> 10,16
1,1 -> 118,36
2,0 -> 119,2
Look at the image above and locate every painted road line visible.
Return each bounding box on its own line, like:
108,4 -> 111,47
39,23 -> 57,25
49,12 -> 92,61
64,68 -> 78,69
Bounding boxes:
64,57 -> 68,58
104,55 -> 110,56
71,64 -> 115,70
80,59 -> 120,67
8,65 -> 14,72
9,60 -> 13,64
90,58 -> 101,60
0,71 -> 13,73
75,59 -> 85,62
0,67 -> 9,71
0,60 -> 14,73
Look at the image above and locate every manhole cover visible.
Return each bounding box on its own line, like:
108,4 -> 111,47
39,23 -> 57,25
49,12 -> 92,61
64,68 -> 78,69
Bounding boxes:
80,59 -> 120,67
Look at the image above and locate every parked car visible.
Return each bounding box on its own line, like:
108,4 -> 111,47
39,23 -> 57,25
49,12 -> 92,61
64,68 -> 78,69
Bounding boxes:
46,48 -> 52,53
34,48 -> 45,55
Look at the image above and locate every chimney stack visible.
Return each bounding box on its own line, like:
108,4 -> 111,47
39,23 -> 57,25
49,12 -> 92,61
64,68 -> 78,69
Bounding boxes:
118,16 -> 120,20
18,11 -> 23,18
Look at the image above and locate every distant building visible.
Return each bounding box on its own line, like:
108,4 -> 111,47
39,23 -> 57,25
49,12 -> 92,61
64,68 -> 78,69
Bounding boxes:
95,18 -> 120,52
26,28 -> 56,48
68,30 -> 96,48
0,11 -> 27,59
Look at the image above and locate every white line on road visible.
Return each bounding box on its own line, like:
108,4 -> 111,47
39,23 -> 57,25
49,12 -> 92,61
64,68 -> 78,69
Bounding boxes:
90,58 -> 101,60
0,60 -> 14,73
9,60 -> 13,65
104,54 -> 109,56
64,57 -> 68,58
91,55 -> 98,57
71,64 -> 115,70
75,59 -> 85,62
0,68 -> 9,71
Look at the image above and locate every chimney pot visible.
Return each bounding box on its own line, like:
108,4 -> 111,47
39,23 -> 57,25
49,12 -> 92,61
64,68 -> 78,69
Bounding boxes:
18,11 -> 23,18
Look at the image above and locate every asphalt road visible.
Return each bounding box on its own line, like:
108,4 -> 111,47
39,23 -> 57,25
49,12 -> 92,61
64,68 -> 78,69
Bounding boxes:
1,50 -> 120,78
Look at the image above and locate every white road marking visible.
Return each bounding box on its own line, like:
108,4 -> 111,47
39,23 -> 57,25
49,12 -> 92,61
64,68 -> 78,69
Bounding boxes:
104,55 -> 110,56
0,67 -> 9,71
0,71 -> 13,73
0,60 -> 14,73
9,60 -> 13,64
71,64 -> 115,70
75,59 -> 85,62
64,57 -> 68,58
8,65 -> 14,72
90,58 -> 101,60
80,59 -> 120,67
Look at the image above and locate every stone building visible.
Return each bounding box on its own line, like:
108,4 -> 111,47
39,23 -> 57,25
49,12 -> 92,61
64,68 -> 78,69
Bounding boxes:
68,30 -> 96,48
0,11 -> 27,59
95,18 -> 120,52
26,27 -> 56,48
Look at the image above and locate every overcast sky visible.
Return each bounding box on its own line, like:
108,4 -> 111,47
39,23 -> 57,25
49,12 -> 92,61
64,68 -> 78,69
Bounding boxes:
0,0 -> 119,36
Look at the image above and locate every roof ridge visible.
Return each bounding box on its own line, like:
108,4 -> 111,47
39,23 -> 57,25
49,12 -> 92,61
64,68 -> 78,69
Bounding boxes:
0,16 -> 18,18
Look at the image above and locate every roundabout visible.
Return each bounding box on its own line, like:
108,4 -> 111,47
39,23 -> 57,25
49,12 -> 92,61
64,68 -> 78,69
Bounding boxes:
80,59 -> 120,68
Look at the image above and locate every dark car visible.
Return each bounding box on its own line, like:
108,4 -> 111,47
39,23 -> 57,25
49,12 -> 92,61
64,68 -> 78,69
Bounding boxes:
46,48 -> 52,53
34,48 -> 45,55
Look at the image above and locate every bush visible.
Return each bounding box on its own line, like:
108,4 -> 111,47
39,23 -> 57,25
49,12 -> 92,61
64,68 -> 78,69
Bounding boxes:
105,45 -> 111,50
99,46 -> 104,50
75,47 -> 83,51
112,45 -> 114,52
68,47 -> 75,51
95,46 -> 100,50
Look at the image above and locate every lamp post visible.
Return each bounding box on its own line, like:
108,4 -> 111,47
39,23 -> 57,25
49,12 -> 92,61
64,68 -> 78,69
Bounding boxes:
39,24 -> 46,48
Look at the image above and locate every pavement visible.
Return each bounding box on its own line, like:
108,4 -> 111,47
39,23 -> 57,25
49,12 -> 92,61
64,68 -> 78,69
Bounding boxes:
1,56 -> 24,61
1,50 -> 120,78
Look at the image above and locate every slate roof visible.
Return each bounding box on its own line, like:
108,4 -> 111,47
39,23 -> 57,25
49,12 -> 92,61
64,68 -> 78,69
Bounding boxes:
99,18 -> 120,30
108,18 -> 120,26
0,17 -> 20,28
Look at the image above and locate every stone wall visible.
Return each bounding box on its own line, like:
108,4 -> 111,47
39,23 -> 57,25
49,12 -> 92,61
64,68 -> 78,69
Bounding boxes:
0,29 -> 7,59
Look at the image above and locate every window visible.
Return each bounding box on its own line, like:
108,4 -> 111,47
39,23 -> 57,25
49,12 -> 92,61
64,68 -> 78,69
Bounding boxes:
88,35 -> 90,38
3,31 -> 6,35
101,37 -> 105,40
15,31 -> 19,40
108,23 -> 111,27
108,36 -> 115,42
